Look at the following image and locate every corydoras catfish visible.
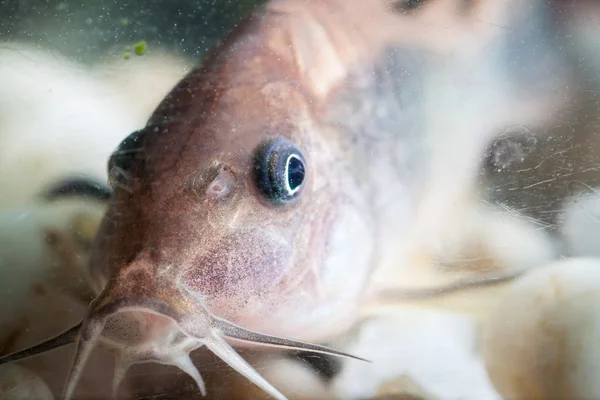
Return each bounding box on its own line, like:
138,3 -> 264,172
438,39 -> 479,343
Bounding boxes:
0,0 -> 577,399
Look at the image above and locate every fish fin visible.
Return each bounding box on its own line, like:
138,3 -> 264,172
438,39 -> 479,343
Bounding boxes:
63,318 -> 105,400
212,316 -> 369,362
204,333 -> 288,400
0,322 -> 81,364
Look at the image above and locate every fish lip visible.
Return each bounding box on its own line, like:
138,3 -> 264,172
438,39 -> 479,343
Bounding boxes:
91,295 -> 188,326
0,285 -> 367,400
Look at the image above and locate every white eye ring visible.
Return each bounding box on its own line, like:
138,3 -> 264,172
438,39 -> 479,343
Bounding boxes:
252,137 -> 306,204
284,154 -> 304,196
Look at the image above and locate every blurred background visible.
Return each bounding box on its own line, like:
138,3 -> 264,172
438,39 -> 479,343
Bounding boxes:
0,0 -> 263,61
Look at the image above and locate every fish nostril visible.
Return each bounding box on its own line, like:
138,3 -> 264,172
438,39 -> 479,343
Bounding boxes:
206,166 -> 236,199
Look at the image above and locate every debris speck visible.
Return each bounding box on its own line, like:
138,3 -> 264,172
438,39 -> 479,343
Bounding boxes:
134,40 -> 147,56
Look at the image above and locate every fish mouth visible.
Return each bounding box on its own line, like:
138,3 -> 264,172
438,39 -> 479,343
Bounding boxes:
0,285 -> 369,400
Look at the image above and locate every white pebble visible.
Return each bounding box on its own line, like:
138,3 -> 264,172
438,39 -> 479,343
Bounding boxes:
481,257 -> 600,399
0,364 -> 53,400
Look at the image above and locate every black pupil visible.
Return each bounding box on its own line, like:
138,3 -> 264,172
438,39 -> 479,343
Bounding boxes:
287,156 -> 305,191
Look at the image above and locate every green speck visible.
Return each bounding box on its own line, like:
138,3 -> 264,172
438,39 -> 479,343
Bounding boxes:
123,52 -> 131,60
120,18 -> 129,26
124,45 -> 131,51
134,40 -> 147,56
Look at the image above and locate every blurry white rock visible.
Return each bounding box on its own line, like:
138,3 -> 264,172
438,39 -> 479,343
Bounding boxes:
560,192 -> 600,257
368,202 -> 557,321
0,42 -> 190,208
327,309 -> 500,400
251,354 -> 333,400
481,257 -> 600,399
231,308 -> 499,400
0,364 -> 53,400
431,203 -> 557,276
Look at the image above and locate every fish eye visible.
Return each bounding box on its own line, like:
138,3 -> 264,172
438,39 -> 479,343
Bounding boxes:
252,137 -> 307,204
108,129 -> 145,175
107,129 -> 146,191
